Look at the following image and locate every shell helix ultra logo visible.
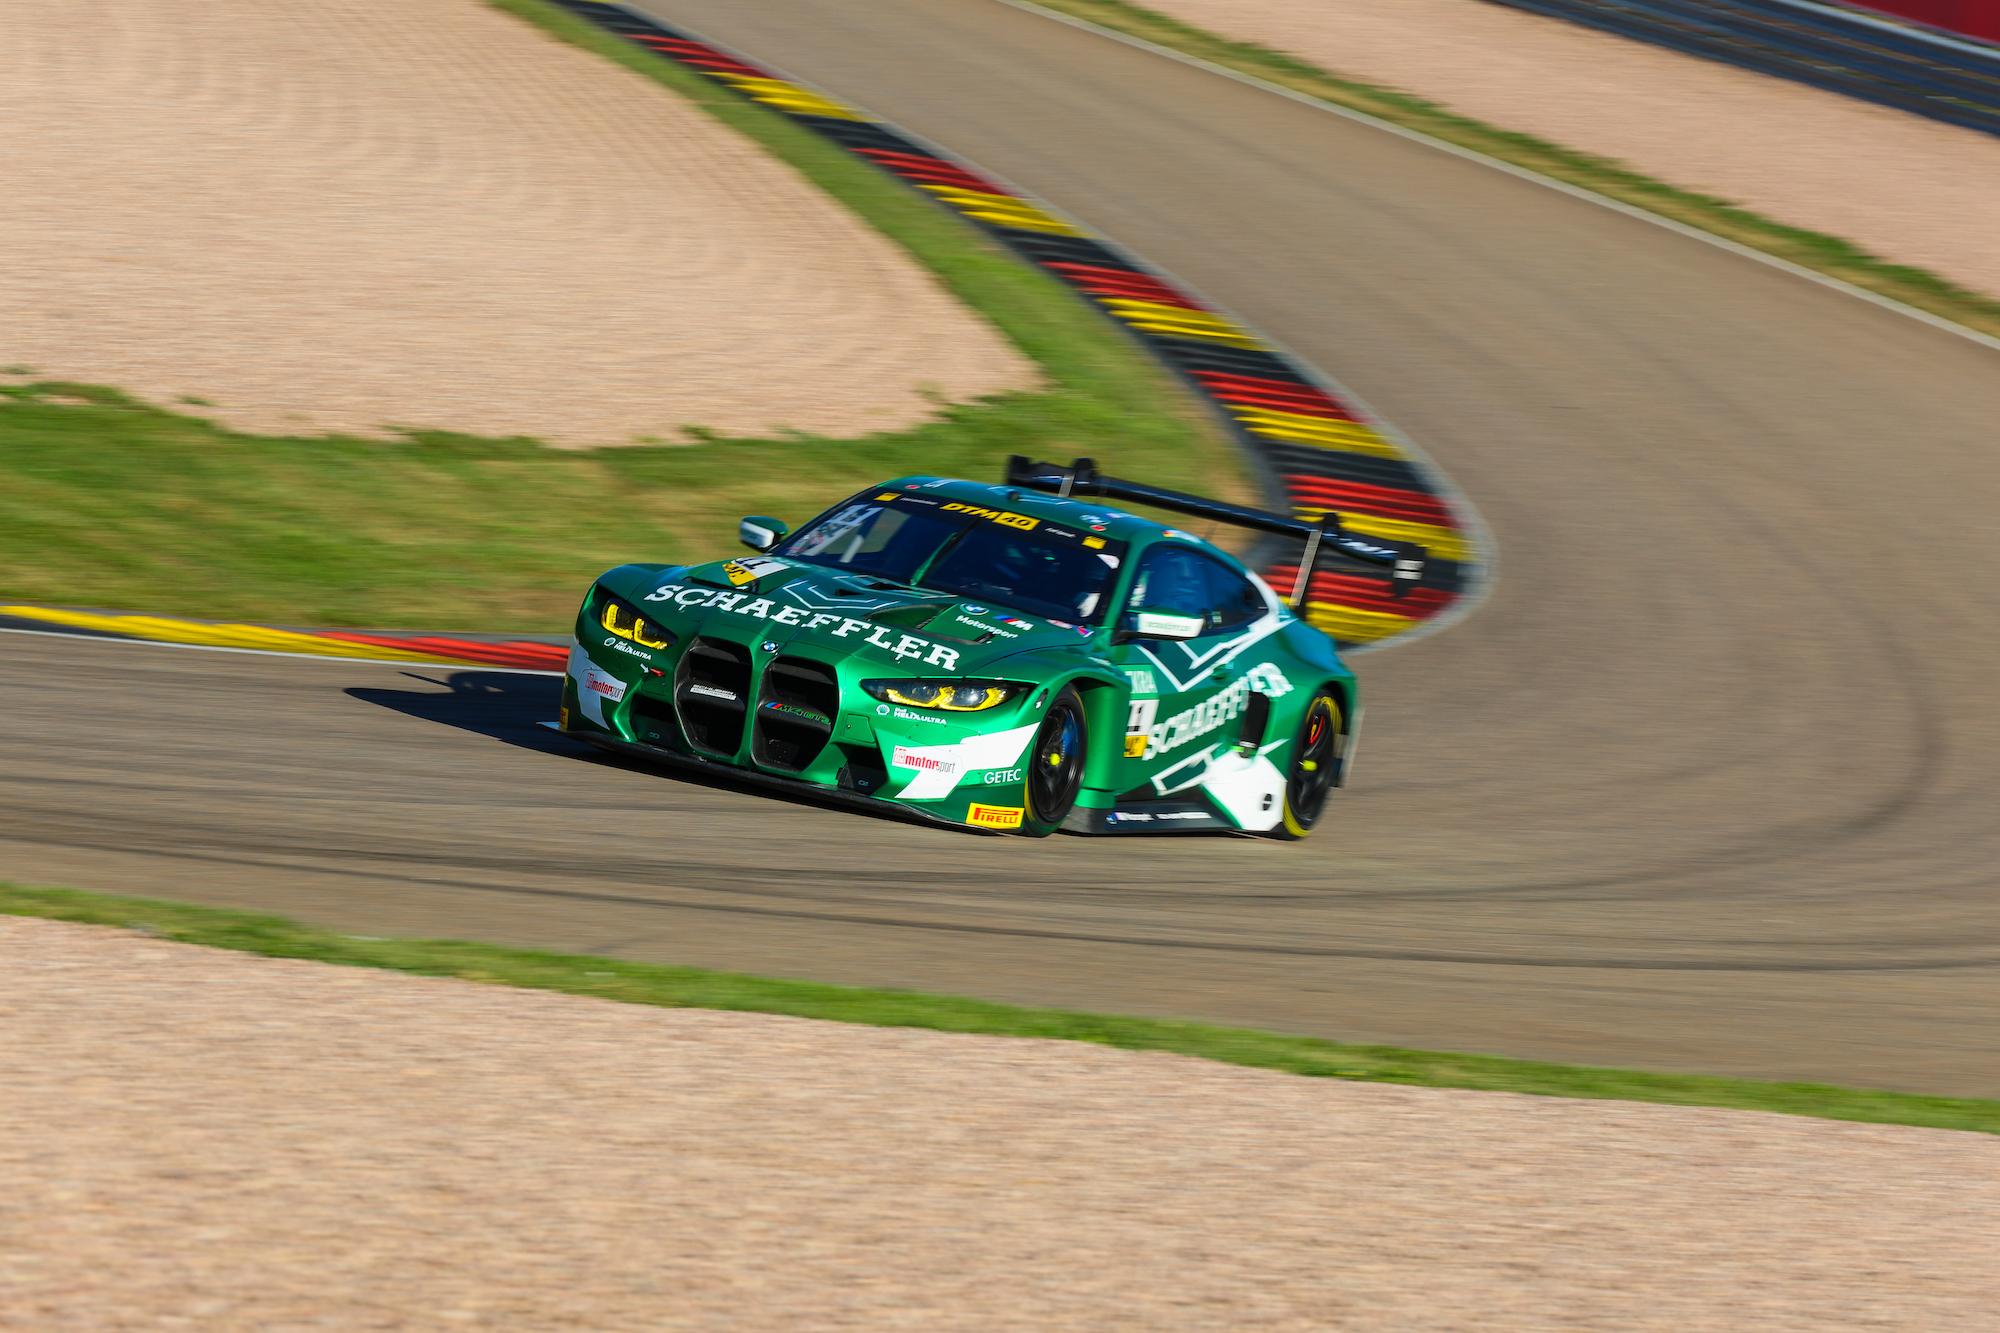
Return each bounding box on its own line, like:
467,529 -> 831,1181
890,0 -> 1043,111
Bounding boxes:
967,803 -> 1024,829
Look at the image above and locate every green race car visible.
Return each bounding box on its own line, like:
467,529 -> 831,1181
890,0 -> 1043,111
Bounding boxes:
555,458 -> 1424,838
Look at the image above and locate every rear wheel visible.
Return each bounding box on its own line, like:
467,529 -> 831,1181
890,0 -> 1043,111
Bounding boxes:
1020,686 -> 1088,837
1264,690 -> 1342,841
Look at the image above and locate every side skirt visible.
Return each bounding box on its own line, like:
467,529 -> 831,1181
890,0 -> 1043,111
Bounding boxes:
1065,794 -> 1239,835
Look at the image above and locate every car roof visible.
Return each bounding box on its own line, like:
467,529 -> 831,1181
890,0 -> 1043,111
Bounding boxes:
877,474 -> 1237,563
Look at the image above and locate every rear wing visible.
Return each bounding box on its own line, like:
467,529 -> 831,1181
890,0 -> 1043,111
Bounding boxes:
1003,455 -> 1426,606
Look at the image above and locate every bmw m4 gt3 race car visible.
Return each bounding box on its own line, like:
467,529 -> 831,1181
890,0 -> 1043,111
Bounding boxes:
555,457 -> 1426,838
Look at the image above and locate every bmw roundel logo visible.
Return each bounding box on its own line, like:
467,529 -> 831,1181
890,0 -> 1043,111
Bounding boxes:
760,640 -> 778,653
963,605 -> 987,614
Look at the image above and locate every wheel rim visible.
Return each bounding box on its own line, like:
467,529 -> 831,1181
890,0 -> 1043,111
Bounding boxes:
1028,698 -> 1086,824
1286,697 -> 1339,829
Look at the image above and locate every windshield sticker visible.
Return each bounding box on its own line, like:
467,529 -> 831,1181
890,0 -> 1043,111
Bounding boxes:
941,502 -> 1037,531
641,583 -> 962,668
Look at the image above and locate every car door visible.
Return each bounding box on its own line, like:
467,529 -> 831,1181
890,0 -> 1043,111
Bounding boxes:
1109,545 -> 1272,801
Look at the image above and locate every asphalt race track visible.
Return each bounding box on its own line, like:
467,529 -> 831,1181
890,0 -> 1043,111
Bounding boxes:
9,0 -> 2000,1097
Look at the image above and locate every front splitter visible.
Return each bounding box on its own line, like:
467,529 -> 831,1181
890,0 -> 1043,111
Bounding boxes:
540,721 -> 996,834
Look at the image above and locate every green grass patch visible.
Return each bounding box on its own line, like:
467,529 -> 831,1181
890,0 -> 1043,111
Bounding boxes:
0,0 -> 1242,633
5,880 -> 1994,1135
1026,0 -> 2000,340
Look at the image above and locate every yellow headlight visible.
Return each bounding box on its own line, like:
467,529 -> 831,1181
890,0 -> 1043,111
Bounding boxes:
878,682 -> 1013,711
600,600 -> 672,649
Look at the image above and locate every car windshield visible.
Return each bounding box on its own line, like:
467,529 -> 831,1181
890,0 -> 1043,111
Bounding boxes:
778,499 -> 1124,624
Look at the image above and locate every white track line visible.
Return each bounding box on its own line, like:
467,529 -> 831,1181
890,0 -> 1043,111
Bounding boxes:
999,0 -> 2000,359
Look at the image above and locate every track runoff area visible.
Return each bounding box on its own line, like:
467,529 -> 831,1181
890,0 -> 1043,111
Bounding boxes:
1,2 -> 1476,673
542,0 -> 1480,649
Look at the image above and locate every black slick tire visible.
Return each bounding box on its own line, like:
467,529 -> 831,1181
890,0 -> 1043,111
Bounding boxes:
1020,685 -> 1088,837
1263,689 -> 1342,841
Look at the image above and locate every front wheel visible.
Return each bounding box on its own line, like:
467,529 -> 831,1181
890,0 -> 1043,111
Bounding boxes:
1019,686 -> 1088,837
1263,690 -> 1342,841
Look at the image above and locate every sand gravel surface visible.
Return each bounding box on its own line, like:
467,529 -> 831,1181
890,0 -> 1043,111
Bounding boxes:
1137,0 -> 2000,299
0,0 -> 1032,444
3,916 -> 1997,1331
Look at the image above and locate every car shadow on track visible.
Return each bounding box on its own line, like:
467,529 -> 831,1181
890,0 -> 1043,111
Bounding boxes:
345,672 -> 983,834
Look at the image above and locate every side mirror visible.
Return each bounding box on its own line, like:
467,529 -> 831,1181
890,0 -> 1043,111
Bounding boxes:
1123,608 -> 1205,642
738,516 -> 788,552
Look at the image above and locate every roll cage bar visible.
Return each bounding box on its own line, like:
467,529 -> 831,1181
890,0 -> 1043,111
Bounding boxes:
1003,456 -> 1427,607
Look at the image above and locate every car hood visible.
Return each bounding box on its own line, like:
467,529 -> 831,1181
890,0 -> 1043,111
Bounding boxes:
620,555 -> 1099,676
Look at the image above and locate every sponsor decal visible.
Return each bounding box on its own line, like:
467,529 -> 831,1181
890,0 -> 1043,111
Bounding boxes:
892,747 -> 956,774
890,723 -> 1041,799
875,492 -> 900,501
982,767 -> 1024,785
604,636 -> 653,661
941,502 -> 1037,532
1124,669 -> 1158,696
967,803 -> 1024,829
956,614 -> 1016,638
1136,611 -> 1203,638
582,666 -> 627,702
999,617 -> 1033,631
1108,808 -> 1212,825
1084,536 -> 1106,548
763,701 -> 829,724
1136,663 -> 1294,761
641,583 -> 962,670
1162,529 -> 1199,541
721,556 -> 791,587
1125,698 -> 1159,759
688,684 -> 737,701
558,706 -> 570,730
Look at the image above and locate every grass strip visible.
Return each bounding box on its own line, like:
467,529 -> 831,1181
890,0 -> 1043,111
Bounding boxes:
1024,0 -> 2000,340
0,0 -> 1243,633
5,880 -> 1994,1135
